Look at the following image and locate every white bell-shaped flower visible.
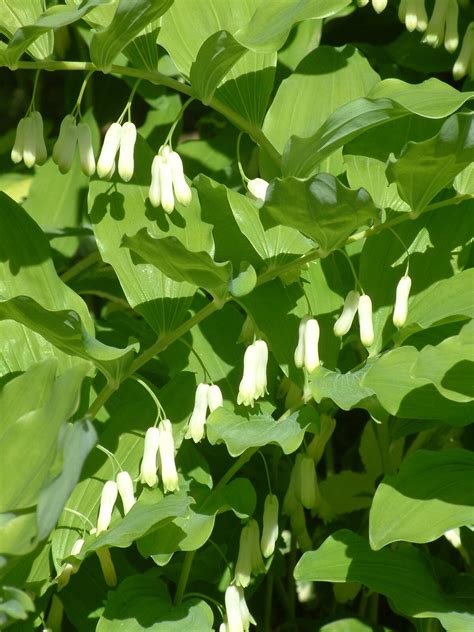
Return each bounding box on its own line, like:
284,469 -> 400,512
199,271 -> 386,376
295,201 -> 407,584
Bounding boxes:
208,384 -> 223,412
140,427 -> 160,487
399,0 -> 428,32
294,316 -> 309,368
77,122 -> 96,176
254,340 -> 268,398
167,148 -> 193,206
334,290 -> 360,337
294,317 -> 320,372
234,519 -> 265,587
118,122 -> 137,182
149,145 -> 192,212
237,340 -> 268,407
358,294 -> 374,348
159,155 -> 175,213
185,383 -> 210,443
11,117 -> 26,164
444,0 -> 459,52
96,480 -> 118,534
116,470 -> 136,515
97,122 -> 122,179
158,419 -> 179,493
22,116 -> 37,169
53,115 -> 78,174
12,111 -> 47,168
261,494 -> 279,558
453,22 -> 474,80
372,0 -> 387,13
31,111 -> 47,165
247,178 -> 269,207
150,155 -> 163,207
423,0 -> 449,47
393,275 -> 412,329
224,584 -> 255,632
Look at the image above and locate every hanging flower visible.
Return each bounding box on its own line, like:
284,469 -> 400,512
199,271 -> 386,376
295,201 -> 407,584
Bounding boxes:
76,122 -> 96,176
96,480 -> 118,534
237,340 -> 268,407
118,121 -> 137,181
261,494 -> 279,558
185,383 -> 210,443
234,519 -> 265,588
224,584 -> 256,632
247,178 -> 269,207
398,0 -> 428,32
116,470 -> 136,515
294,317 -> 320,372
422,0 -> 459,50
392,275 -> 412,329
11,111 -> 47,168
356,0 -> 387,13
295,454 -> 320,510
96,547 -> 117,586
97,122 -> 122,179
358,294 -> 375,348
56,537 -> 85,589
333,291 -> 360,337
140,427 -> 160,487
149,145 -> 192,212
158,418 -> 179,493
53,115 -> 78,174
208,384 -> 224,412
453,22 -> 474,80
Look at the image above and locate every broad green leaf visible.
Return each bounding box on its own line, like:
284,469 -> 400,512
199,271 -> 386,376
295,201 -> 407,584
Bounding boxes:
262,174 -> 378,254
284,79 -> 474,177
90,0 -> 173,70
123,21 -> 160,71
64,0 -> 117,28
0,0 -> 109,66
0,0 -> 52,60
206,406 -> 314,457
0,586 -> 34,628
386,113 -> 474,213
295,529 -> 474,631
263,45 -> 379,176
137,478 -> 256,558
96,574 -> 213,631
369,449 -> 474,550
321,619 -> 391,632
319,472 -> 373,520
124,228 -> 232,300
454,163 -> 474,195
88,136 -> 211,333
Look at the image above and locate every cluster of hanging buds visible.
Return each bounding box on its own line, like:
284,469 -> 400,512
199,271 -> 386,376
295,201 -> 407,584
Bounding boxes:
149,144 -> 192,212
294,316 -> 320,372
185,383 -> 223,443
52,115 -> 96,176
97,121 -> 137,181
356,0 -> 387,13
140,420 -> 179,493
398,0 -> 428,32
11,111 -> 47,168
423,0 -> 459,51
237,340 -> 269,407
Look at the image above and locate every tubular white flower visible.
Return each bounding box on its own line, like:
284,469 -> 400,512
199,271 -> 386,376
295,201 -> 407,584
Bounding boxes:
334,290 -> 360,337
235,519 -> 265,587
96,547 -> 117,586
116,470 -> 136,515
31,111 -> 47,165
208,384 -> 223,412
225,585 -> 244,632
453,23 -> 474,80
185,383 -> 210,443
372,0 -> 387,13
247,178 -> 269,206
118,121 -> 137,182
52,115 -> 76,165
22,116 -> 37,169
414,0 -> 428,31
149,155 -> 163,207
97,480 -> 118,534
168,149 -> 192,206
158,418 -> 179,493
423,0 -> 449,47
76,122 -> 96,177
358,294 -> 374,348
11,117 -> 26,164
294,316 -> 309,368
140,426 -> 160,487
237,343 -> 259,407
159,158 -> 175,213
254,340 -> 268,399
261,494 -> 279,558
54,117 -> 78,175
295,454 -> 319,510
393,275 -> 412,328
97,122 -> 122,179
303,318 -> 320,373
444,0 -> 459,52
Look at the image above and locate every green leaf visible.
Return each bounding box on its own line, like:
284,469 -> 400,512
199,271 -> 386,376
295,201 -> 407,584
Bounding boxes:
386,114 -> 474,214
319,471 -> 373,520
206,406 -> 314,457
262,174 -> 378,254
295,529 -> 474,631
320,618 -> 391,632
0,586 -> 34,628
124,228 -> 232,300
97,574 -> 213,631
90,0 -> 173,70
263,45 -> 379,177
0,0 -> 53,60
369,449 -> 474,550
0,0 -> 109,66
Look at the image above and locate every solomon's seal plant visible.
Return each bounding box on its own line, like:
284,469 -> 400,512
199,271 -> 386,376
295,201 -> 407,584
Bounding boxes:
0,1 -> 473,631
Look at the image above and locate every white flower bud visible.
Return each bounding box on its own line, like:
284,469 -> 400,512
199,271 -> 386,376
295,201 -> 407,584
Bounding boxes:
159,158 -> 175,213
294,316 -> 309,368
208,384 -> 223,412
11,117 -> 26,164
76,122 -> 96,176
303,318 -> 320,373
158,419 -> 179,493
168,149 -> 192,206
53,115 -> 76,167
393,275 -> 412,328
357,0 -> 369,5
453,23 -> 474,80
55,118 -> 78,174
247,178 -> 269,206
237,343 -> 259,407
96,547 -> 117,586
444,0 -> 459,52
185,383 -> 210,443
423,0 -> 449,47
22,116 -> 37,169
97,122 -> 121,179
224,585 -> 244,632
334,290 -> 360,337
56,537 -> 85,588
31,111 -> 47,165
414,0 -> 428,32
261,494 -> 279,558
149,155 -> 163,207
118,121 -> 137,182
140,427 -> 160,487
116,470 -> 136,515
372,0 -> 387,13
97,480 -> 118,534
235,519 -> 265,587
358,294 -> 374,348
295,454 -> 319,510
254,340 -> 268,399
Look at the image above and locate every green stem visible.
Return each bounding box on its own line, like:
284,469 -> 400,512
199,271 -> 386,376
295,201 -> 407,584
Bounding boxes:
60,251 -> 101,282
174,550 -> 196,606
214,447 -> 259,492
263,572 -> 274,632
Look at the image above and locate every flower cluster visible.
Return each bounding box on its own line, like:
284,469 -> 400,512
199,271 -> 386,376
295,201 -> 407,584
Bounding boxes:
97,121 -> 137,181
237,340 -> 268,407
140,420 -> 179,493
11,111 -> 47,168
185,382 -> 223,443
356,0 -> 387,14
150,145 -> 193,213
